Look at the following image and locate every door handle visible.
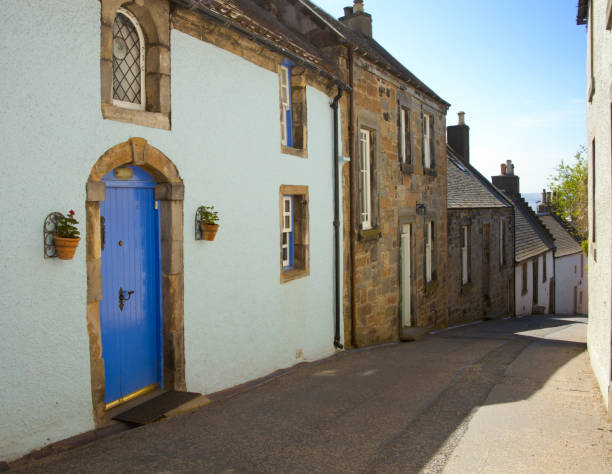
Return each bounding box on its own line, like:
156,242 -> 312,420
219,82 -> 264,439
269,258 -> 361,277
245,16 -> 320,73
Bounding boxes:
119,287 -> 134,311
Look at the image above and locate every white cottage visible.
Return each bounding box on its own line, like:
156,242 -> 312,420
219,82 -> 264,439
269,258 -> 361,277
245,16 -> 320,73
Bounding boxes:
537,191 -> 587,315
0,0 -> 347,462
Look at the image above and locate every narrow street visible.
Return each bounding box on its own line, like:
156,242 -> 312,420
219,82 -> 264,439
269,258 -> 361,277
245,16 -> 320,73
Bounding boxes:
10,315 -> 612,473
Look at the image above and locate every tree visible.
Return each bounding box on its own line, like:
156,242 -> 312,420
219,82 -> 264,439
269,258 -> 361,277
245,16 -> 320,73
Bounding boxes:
548,147 -> 588,241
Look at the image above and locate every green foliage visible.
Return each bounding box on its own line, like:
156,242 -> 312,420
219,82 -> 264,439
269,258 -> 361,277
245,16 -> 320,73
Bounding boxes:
56,210 -> 80,238
548,147 -> 587,240
198,205 -> 219,225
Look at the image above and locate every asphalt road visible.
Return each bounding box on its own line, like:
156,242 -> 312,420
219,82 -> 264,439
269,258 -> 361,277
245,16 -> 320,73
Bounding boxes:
9,315 -> 612,473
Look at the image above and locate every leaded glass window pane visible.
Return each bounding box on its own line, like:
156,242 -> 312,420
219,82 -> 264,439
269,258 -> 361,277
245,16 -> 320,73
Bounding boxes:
113,12 -> 143,106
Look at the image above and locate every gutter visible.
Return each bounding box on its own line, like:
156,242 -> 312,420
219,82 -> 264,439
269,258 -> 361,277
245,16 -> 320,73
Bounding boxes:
331,85 -> 344,350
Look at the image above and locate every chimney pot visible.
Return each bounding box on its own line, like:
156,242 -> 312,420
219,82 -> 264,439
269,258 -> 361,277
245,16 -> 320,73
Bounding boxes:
492,161 -> 520,197
343,6 -> 353,16
458,111 -> 465,125
353,0 -> 364,13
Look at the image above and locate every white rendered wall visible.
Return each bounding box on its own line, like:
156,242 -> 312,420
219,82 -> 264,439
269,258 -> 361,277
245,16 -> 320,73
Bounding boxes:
515,261 -> 533,316
536,251 -> 554,314
555,253 -> 588,315
586,0 -> 612,410
0,0 -> 338,460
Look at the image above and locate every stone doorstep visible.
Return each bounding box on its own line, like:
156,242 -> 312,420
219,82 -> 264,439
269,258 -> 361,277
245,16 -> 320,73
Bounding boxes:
399,327 -> 431,342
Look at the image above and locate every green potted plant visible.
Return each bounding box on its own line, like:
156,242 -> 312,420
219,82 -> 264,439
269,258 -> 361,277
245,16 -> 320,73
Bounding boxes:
54,209 -> 81,260
199,205 -> 220,241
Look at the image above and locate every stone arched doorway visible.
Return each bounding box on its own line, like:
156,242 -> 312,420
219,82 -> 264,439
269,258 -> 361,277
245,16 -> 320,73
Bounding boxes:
85,138 -> 184,426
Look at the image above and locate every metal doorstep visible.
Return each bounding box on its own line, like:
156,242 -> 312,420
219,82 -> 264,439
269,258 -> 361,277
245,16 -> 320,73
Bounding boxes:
112,390 -> 202,425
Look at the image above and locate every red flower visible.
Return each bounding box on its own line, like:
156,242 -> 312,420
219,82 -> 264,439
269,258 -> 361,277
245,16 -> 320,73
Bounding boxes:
69,209 -> 75,216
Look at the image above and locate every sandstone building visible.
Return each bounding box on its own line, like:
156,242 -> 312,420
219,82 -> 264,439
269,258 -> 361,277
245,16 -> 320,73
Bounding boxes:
446,114 -> 514,326
304,0 -> 450,346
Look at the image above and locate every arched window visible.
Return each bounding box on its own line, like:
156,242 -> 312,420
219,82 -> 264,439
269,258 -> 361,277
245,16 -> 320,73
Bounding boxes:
112,8 -> 145,110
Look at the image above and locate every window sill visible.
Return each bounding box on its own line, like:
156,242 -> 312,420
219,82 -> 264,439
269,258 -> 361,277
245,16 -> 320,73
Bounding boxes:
281,145 -> 308,159
358,227 -> 381,242
424,168 -> 437,177
102,103 -> 170,130
400,162 -> 414,174
280,267 -> 309,284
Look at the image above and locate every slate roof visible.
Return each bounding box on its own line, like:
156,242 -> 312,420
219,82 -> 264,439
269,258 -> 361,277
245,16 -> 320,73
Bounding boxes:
539,214 -> 582,258
447,147 -> 511,209
298,0 -> 449,106
508,196 -> 555,262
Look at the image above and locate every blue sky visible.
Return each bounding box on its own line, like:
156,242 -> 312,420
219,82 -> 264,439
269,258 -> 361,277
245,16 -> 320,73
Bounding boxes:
314,0 -> 587,193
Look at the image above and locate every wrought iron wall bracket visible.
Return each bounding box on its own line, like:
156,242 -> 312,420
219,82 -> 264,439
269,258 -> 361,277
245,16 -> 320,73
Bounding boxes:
195,206 -> 205,240
44,212 -> 63,258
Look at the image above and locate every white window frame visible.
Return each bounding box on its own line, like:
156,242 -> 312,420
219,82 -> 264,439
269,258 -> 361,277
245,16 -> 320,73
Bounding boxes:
281,196 -> 293,268
423,112 -> 431,169
425,221 -> 433,283
461,225 -> 469,285
112,8 -> 146,111
359,129 -> 372,230
280,65 -> 291,146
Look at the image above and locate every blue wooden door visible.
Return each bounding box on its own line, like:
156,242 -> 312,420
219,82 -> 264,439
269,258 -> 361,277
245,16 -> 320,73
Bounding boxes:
100,166 -> 162,405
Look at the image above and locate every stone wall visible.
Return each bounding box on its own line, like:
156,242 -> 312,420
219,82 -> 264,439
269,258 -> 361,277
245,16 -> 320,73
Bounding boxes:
343,56 -> 448,348
447,208 -> 514,326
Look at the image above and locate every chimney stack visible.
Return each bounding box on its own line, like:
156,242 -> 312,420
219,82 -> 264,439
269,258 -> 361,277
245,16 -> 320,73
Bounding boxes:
492,160 -> 520,198
339,1 -> 373,37
447,111 -> 470,165
538,188 -> 551,215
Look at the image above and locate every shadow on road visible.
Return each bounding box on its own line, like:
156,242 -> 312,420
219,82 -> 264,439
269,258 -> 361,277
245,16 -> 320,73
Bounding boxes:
10,315 -> 593,473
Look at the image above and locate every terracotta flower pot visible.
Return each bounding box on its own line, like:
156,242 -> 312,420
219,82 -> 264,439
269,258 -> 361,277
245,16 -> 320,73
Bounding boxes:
200,223 -> 219,241
54,236 -> 80,260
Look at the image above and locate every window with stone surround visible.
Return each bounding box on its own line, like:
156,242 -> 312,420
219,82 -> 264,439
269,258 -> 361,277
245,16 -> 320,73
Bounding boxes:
425,221 -> 434,283
422,111 -> 435,170
100,0 -> 171,130
461,225 -> 470,285
399,106 -> 412,166
359,128 -> 374,230
279,59 -> 307,156
499,219 -> 506,267
280,185 -> 309,283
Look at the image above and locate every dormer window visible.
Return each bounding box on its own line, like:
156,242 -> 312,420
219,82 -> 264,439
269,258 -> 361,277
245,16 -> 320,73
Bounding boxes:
112,8 -> 145,110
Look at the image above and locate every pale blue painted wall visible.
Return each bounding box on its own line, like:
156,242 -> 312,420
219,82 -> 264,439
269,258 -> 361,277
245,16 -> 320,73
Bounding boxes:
0,0 -> 339,460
